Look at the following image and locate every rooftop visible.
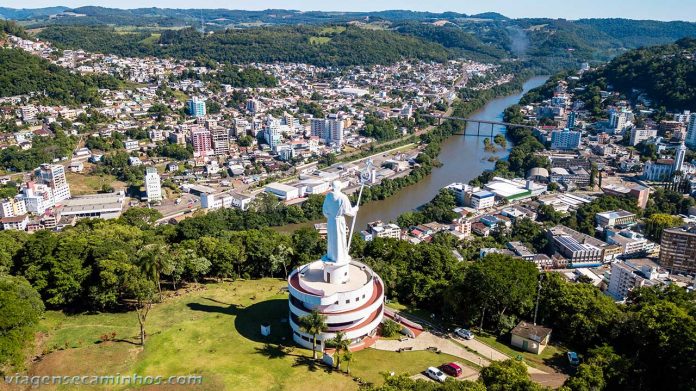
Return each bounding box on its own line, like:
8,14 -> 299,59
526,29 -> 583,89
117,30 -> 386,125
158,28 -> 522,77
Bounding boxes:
511,321 -> 552,342
296,260 -> 372,296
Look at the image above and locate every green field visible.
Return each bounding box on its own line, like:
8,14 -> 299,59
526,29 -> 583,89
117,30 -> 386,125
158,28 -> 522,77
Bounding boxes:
32,279 -> 455,390
309,36 -> 332,45
475,332 -> 567,372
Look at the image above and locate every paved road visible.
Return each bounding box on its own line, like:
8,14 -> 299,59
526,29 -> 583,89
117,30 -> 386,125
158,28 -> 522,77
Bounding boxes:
373,331 -> 490,367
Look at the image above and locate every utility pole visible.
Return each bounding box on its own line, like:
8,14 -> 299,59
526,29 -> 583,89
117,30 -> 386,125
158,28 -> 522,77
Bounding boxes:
533,274 -> 544,326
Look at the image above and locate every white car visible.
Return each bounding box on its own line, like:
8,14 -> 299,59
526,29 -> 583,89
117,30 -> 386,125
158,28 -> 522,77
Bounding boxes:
454,328 -> 474,340
425,367 -> 447,383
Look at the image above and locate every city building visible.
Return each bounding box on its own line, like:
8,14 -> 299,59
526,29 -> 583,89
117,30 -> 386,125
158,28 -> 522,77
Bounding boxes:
35,164 -> 71,203
0,198 -> 27,218
546,225 -> 620,266
605,228 -> 653,257
566,111 -> 576,129
360,221 -> 401,241
607,259 -> 668,301
550,129 -> 581,150
601,184 -> 650,209
187,97 -> 206,118
685,112 -> 696,148
659,225 -> 696,275
470,190 -> 495,210
57,192 -> 126,220
595,210 -> 637,228
265,182 -> 300,201
191,128 -> 214,158
311,114 -> 345,146
629,128 -> 658,146
144,167 -> 162,202
211,127 -> 230,156
0,215 -> 29,231
643,159 -> 675,181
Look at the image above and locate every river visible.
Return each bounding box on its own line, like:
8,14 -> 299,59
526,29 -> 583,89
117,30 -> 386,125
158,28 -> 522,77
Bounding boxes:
353,76 -> 549,228
278,75 -> 549,233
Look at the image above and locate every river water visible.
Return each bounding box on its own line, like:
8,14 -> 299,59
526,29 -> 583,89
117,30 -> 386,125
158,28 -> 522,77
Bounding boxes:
352,76 -> 549,229
278,76 -> 548,233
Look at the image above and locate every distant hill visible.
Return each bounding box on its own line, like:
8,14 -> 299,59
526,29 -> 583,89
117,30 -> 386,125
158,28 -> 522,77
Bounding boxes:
582,38 -> 696,110
0,6 -> 69,20
37,25 -> 453,67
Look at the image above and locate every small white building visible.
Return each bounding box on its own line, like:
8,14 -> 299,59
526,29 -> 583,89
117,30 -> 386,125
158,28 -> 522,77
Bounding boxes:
265,182 -> 299,201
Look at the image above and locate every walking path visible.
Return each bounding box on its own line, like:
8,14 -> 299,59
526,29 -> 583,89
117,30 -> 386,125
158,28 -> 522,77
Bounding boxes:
373,331 -> 549,377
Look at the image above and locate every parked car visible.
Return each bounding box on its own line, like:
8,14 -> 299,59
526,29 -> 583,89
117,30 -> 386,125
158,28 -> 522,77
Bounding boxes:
425,367 -> 447,382
440,362 -> 462,377
567,351 -> 580,366
454,328 -> 474,340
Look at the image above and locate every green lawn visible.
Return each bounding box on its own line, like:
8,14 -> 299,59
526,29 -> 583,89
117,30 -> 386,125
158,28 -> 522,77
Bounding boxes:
32,279 -> 454,390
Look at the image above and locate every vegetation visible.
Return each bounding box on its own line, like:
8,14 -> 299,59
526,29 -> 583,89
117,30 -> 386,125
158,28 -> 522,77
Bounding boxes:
38,25 -> 452,67
582,38 -> 696,110
0,48 -> 120,106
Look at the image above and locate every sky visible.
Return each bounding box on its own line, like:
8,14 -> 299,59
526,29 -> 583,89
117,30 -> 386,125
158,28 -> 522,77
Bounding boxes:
3,0 -> 696,21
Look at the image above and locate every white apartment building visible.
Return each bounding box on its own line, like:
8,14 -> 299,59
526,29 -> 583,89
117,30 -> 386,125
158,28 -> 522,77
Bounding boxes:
686,112 -> 696,148
607,260 -> 666,301
35,164 -> 71,203
144,167 -> 162,202
311,114 -> 345,145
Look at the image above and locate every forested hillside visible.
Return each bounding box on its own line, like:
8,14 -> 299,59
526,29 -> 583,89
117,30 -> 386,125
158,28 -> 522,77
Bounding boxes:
0,47 -> 122,106
38,25 -> 453,66
582,38 -> 696,110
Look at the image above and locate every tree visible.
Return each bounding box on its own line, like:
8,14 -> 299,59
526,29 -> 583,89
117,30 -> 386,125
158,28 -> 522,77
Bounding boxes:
120,208 -> 163,229
329,331 -> 350,371
480,359 -> 543,391
298,310 -> 327,359
0,275 -> 44,370
137,243 -> 168,300
643,213 -> 682,242
124,273 -> 156,346
342,349 -> 354,374
449,255 -> 538,333
269,243 -> 294,279
381,319 -> 402,337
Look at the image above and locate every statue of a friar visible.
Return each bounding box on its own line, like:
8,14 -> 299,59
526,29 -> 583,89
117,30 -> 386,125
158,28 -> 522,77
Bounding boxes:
322,180 -> 358,264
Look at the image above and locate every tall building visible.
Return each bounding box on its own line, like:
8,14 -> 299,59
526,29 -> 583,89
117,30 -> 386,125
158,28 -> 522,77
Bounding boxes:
263,116 -> 284,150
685,112 -> 696,148
659,225 -> 696,275
311,114 -> 345,145
674,141 -> 687,174
35,164 -> 71,203
566,111 -> 576,129
144,167 -> 162,202
191,128 -> 213,158
187,98 -> 206,118
550,129 -> 582,150
210,128 -> 230,156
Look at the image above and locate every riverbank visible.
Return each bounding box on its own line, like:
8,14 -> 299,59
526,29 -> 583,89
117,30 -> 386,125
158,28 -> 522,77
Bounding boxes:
275,75 -> 549,233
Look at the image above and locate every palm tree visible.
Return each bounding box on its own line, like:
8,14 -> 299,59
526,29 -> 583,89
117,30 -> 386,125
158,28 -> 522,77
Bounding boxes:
137,243 -> 168,301
342,350 -> 354,374
298,310 -> 327,360
329,331 -> 350,370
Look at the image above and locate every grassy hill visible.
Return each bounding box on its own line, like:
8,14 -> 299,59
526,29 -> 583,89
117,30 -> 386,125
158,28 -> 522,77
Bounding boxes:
33,279 -> 460,391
